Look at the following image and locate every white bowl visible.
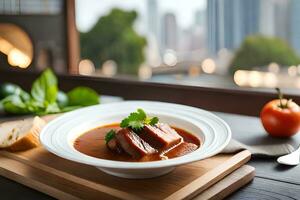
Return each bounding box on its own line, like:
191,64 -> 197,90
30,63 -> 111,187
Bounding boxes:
40,101 -> 231,179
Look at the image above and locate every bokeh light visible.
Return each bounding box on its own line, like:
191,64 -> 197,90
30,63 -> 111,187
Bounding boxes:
201,58 -> 216,74
188,65 -> 201,77
288,65 -> 297,76
7,48 -> 31,68
234,70 -> 278,88
233,70 -> 247,86
248,71 -> 263,87
102,60 -> 117,77
268,62 -> 280,73
163,50 -> 177,66
78,59 -> 95,75
138,64 -> 152,80
264,72 -> 277,87
0,37 -> 13,54
296,78 -> 300,88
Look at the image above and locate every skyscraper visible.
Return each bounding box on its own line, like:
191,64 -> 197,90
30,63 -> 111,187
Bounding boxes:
240,0 -> 260,37
273,1 -> 289,41
195,9 -> 206,27
161,13 -> 178,52
290,0 -> 300,54
259,0 -> 290,41
146,0 -> 161,66
259,0 -> 276,36
147,0 -> 159,43
207,0 -> 260,55
192,9 -> 206,51
207,0 -> 220,54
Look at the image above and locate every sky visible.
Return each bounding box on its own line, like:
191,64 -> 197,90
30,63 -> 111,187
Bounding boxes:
75,0 -> 206,33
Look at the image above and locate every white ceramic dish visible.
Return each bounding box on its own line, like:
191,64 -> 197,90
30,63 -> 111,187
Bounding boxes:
40,101 -> 231,179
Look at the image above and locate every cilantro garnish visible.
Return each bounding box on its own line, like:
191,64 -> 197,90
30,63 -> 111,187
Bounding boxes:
147,116 -> 159,126
120,108 -> 159,131
105,129 -> 116,143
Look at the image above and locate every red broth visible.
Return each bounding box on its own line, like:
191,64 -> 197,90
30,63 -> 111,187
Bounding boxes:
74,124 -> 200,162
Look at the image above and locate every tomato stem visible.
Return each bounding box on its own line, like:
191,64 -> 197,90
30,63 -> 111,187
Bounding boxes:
275,87 -> 284,108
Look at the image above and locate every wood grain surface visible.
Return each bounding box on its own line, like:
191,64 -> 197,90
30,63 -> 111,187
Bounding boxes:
0,112 -> 299,199
196,165 -> 254,200
0,148 -> 251,200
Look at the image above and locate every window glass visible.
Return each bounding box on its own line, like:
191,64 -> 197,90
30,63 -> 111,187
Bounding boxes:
0,0 -> 62,14
0,0 -> 68,73
75,0 -> 300,93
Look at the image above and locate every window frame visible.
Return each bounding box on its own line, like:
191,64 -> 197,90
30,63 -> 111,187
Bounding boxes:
1,69 -> 299,116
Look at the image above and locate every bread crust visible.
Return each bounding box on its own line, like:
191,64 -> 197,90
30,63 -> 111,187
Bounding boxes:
2,117 -> 46,152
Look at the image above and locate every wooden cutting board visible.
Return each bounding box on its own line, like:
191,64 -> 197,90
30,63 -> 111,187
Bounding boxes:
0,148 -> 253,200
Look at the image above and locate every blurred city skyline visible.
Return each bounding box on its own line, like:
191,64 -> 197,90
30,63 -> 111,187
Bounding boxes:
76,0 -> 208,69
76,0 -> 300,69
75,0 -> 300,91
75,0 -> 206,33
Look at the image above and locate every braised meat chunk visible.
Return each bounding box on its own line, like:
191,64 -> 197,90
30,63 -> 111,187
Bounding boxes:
164,142 -> 198,158
116,128 -> 157,159
140,124 -> 182,150
106,137 -> 122,154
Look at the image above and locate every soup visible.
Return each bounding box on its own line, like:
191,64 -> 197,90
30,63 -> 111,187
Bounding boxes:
74,123 -> 201,162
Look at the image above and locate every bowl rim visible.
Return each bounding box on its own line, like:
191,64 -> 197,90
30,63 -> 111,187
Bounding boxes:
40,101 -> 231,169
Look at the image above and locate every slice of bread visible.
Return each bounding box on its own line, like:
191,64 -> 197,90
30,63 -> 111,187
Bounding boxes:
0,116 -> 46,152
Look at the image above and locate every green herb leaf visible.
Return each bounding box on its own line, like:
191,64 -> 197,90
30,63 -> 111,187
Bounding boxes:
26,99 -> 45,114
45,102 -> 61,114
120,108 -> 146,128
128,120 -> 144,131
56,90 -> 69,108
67,87 -> 99,106
1,95 -> 29,114
120,108 -> 159,131
137,108 -> 146,120
148,117 -> 159,126
20,90 -> 31,102
1,69 -> 100,115
31,68 -> 58,104
0,101 -> 3,113
105,129 -> 116,143
0,83 -> 21,99
0,83 -> 30,102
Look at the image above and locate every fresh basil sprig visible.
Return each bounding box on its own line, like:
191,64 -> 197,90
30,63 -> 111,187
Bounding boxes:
0,68 -> 100,115
31,68 -> 58,104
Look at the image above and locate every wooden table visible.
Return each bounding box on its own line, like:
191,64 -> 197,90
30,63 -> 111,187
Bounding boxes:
0,112 -> 299,200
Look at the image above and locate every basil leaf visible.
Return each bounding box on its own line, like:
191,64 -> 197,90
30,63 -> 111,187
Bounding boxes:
67,87 -> 99,106
56,90 -> 69,108
20,90 -> 31,102
26,99 -> 45,113
31,68 -> 58,103
0,69 -> 101,115
44,102 -> 61,114
105,129 -> 116,143
2,95 -> 29,114
0,83 -> 30,102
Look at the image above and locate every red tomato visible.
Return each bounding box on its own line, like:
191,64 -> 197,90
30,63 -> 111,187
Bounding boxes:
260,99 -> 300,137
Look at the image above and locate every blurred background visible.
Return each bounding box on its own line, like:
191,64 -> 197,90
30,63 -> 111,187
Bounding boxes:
1,0 -> 300,92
